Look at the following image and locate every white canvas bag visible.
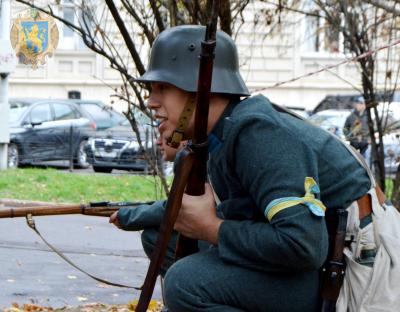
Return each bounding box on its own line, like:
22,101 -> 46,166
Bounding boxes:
336,189 -> 400,311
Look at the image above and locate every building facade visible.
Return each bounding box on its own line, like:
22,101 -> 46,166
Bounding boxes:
8,1 -> 399,112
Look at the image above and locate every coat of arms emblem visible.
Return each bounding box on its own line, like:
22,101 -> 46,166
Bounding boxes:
10,9 -> 59,69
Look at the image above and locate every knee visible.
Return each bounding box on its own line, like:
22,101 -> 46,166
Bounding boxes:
141,228 -> 177,277
141,228 -> 158,258
164,259 -> 202,312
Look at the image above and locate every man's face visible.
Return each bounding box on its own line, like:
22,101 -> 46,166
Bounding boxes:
355,102 -> 366,112
156,135 -> 183,162
147,82 -> 193,141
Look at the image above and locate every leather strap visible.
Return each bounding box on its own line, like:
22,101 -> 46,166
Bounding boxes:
25,214 -> 142,290
168,96 -> 196,148
357,185 -> 385,220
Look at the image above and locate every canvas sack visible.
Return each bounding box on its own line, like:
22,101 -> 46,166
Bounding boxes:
336,188 -> 400,311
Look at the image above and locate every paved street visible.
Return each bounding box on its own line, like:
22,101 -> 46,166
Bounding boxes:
0,214 -> 162,310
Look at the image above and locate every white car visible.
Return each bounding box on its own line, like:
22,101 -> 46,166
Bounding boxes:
307,109 -> 352,139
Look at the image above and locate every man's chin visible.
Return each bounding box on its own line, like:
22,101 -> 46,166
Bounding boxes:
163,154 -> 175,162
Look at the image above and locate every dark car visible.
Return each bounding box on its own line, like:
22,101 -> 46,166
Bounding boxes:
69,99 -> 126,130
85,119 -> 154,173
8,98 -> 95,168
313,92 -> 400,114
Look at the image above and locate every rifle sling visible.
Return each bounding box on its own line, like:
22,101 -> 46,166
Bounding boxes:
25,214 -> 142,290
168,96 -> 196,148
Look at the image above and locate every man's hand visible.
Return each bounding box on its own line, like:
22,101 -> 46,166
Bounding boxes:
109,211 -> 122,228
174,183 -> 223,245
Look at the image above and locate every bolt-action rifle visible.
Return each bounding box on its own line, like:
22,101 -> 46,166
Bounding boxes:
135,1 -> 220,311
0,200 -> 154,289
0,201 -> 154,218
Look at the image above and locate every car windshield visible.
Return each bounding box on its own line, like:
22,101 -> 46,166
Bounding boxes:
9,102 -> 30,123
79,102 -> 125,129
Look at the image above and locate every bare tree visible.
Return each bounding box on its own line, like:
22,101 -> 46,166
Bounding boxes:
15,0 -> 251,197
363,0 -> 400,17
263,0 -> 400,196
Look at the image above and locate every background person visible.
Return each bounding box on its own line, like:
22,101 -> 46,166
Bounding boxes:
343,96 -> 370,156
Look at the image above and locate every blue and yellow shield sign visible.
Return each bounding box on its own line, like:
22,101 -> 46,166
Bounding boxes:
10,10 -> 58,69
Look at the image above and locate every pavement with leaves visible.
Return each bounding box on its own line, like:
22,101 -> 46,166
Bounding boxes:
3,300 -> 163,312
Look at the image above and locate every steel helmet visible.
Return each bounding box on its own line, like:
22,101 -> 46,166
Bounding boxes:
136,25 -> 250,96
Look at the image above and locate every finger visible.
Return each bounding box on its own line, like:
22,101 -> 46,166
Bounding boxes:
109,211 -> 118,223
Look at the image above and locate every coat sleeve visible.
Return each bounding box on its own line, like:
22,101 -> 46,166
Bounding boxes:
217,116 -> 329,272
117,200 -> 166,231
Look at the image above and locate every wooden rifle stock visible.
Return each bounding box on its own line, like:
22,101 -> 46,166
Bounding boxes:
136,2 -> 220,311
175,0 -> 219,260
136,148 -> 195,312
0,201 -> 153,218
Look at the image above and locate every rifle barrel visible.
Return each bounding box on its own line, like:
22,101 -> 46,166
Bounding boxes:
0,204 -> 119,218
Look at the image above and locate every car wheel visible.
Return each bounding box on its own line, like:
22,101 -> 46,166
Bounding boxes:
74,140 -> 90,169
93,166 -> 113,173
7,144 -> 19,168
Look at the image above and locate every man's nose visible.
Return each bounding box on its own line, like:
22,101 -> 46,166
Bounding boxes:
147,95 -> 161,109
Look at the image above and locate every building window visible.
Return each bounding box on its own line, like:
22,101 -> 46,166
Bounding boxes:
63,6 -> 75,37
303,12 -> 342,54
59,0 -> 87,50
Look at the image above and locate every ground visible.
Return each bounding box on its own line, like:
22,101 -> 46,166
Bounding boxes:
3,300 -> 163,312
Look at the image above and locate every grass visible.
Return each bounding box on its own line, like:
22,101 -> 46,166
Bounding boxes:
0,168 -> 166,204
386,178 -> 394,200
1,168 -> 394,205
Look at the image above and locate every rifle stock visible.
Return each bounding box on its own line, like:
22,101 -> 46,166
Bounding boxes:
175,0 -> 219,260
0,201 -> 154,218
135,1 -> 220,311
136,148 -> 195,312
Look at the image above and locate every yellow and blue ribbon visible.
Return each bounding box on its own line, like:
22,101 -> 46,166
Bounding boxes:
264,177 -> 326,222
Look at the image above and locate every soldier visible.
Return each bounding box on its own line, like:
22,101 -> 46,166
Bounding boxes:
343,96 -> 369,156
111,25 -> 375,311
109,135 -> 177,230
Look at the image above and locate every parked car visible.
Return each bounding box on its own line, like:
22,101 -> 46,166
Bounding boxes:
313,92 -> 400,115
8,98 -> 95,168
283,106 -> 310,119
308,109 -> 400,176
366,120 -> 400,176
85,119 -> 154,173
69,99 -> 126,130
307,109 -> 352,139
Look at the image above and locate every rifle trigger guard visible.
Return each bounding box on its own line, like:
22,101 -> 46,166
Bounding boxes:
26,213 -> 36,230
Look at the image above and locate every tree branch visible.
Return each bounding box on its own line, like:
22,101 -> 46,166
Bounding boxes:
363,0 -> 400,17
149,0 -> 165,32
121,0 -> 155,44
105,0 -> 146,75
